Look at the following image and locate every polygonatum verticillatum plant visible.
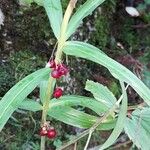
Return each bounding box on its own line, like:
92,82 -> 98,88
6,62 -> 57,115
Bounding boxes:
1,0 -> 150,150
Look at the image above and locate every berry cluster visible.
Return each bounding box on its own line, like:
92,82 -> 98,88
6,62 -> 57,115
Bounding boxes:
48,59 -> 69,99
48,60 -> 69,79
40,125 -> 56,139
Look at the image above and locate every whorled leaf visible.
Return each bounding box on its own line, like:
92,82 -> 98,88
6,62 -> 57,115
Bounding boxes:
44,0 -> 63,39
40,78 -> 56,104
19,95 -> 116,130
63,41 -> 150,106
19,99 -> 42,112
50,95 -> 109,114
0,68 -> 50,131
48,106 -> 116,130
66,0 -> 105,39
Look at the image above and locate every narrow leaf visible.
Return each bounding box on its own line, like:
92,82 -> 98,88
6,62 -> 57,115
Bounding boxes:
63,41 -> 150,106
19,99 -> 42,112
40,78 -> 56,104
48,106 -> 116,130
40,80 -> 48,104
66,0 -> 105,39
85,80 -> 116,108
50,95 -> 109,115
0,68 -> 50,131
44,0 -> 63,39
99,82 -> 128,149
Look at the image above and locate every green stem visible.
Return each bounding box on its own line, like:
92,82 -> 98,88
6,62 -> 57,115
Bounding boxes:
55,0 -> 77,64
40,1 -> 77,149
40,77 -> 54,150
40,136 -> 46,150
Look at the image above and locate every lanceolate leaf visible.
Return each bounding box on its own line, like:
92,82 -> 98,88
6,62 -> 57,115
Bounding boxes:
40,80 -> 48,104
66,0 -> 105,39
18,95 -> 110,114
19,95 -> 116,130
50,95 -> 109,114
40,78 -> 56,104
0,68 -> 50,131
44,0 -> 62,39
18,95 -> 116,130
63,41 -> 150,106
125,107 -> 150,149
100,82 -> 128,149
19,99 -> 42,112
85,80 -> 116,108
48,106 -> 116,130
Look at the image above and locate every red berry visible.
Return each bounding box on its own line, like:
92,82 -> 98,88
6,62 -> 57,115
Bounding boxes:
51,69 -> 61,78
47,129 -> 57,139
53,88 -> 63,98
57,64 -> 69,76
39,127 -> 47,136
49,60 -> 56,68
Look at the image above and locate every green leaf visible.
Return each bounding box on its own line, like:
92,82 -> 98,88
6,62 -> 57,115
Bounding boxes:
40,80 -> 48,104
44,0 -> 62,39
19,99 -> 42,112
48,95 -> 116,130
40,78 -> 56,104
50,95 -> 109,115
85,80 -> 116,108
48,106 -> 116,130
66,0 -> 105,39
125,107 -> 150,150
97,119 -> 116,131
100,82 -> 128,149
0,68 -> 50,131
63,41 -> 150,106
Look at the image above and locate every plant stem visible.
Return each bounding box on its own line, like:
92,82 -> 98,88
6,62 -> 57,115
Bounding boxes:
55,0 -> 77,64
40,136 -> 46,150
40,77 -> 54,150
40,1 -> 77,149
84,131 -> 93,150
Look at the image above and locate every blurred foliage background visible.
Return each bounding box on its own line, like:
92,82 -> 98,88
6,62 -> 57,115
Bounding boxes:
0,0 -> 150,149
